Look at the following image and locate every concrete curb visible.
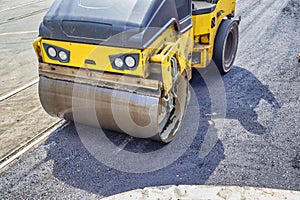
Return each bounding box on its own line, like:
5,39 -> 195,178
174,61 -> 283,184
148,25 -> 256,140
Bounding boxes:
104,185 -> 300,200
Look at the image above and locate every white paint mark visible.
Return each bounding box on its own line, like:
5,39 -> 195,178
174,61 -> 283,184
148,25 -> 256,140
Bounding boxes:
113,137 -> 134,155
0,31 -> 38,36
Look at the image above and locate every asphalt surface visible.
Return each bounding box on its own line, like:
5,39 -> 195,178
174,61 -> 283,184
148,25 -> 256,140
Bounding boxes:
0,0 -> 299,199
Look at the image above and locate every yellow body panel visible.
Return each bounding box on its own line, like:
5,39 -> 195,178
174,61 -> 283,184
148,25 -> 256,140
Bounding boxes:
150,29 -> 193,93
40,39 -> 145,77
191,0 -> 236,67
151,39 -> 181,92
33,37 -> 43,61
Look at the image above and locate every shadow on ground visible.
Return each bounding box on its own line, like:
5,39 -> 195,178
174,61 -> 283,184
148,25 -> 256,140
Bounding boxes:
43,66 -> 279,197
223,66 -> 280,135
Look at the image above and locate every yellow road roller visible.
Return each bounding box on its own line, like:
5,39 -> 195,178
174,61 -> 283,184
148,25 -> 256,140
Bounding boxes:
33,0 -> 239,143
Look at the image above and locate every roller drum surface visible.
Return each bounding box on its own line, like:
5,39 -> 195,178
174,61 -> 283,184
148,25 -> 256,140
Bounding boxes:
38,72 -> 188,143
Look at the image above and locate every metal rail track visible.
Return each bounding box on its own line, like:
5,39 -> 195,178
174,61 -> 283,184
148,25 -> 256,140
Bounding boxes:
0,8 -> 49,25
0,78 -> 66,171
0,0 -> 50,25
0,78 -> 39,102
0,120 -> 66,171
0,0 -> 48,13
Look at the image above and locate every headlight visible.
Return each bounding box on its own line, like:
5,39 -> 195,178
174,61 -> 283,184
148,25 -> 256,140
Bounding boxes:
43,43 -> 70,63
125,56 -> 136,68
47,47 -> 57,58
59,51 -> 68,61
114,58 -> 124,68
110,54 -> 139,71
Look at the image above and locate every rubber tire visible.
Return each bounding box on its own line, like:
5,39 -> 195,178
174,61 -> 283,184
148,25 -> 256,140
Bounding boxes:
213,20 -> 239,74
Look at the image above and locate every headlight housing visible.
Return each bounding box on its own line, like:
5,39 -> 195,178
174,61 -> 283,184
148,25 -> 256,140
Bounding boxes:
43,43 -> 70,63
58,51 -> 68,61
114,58 -> 124,68
110,54 -> 139,70
47,47 -> 57,58
125,56 -> 136,68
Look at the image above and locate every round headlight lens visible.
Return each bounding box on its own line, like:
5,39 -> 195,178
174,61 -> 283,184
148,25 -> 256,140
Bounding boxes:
58,51 -> 68,61
48,47 -> 57,58
114,58 -> 124,68
125,56 -> 136,68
